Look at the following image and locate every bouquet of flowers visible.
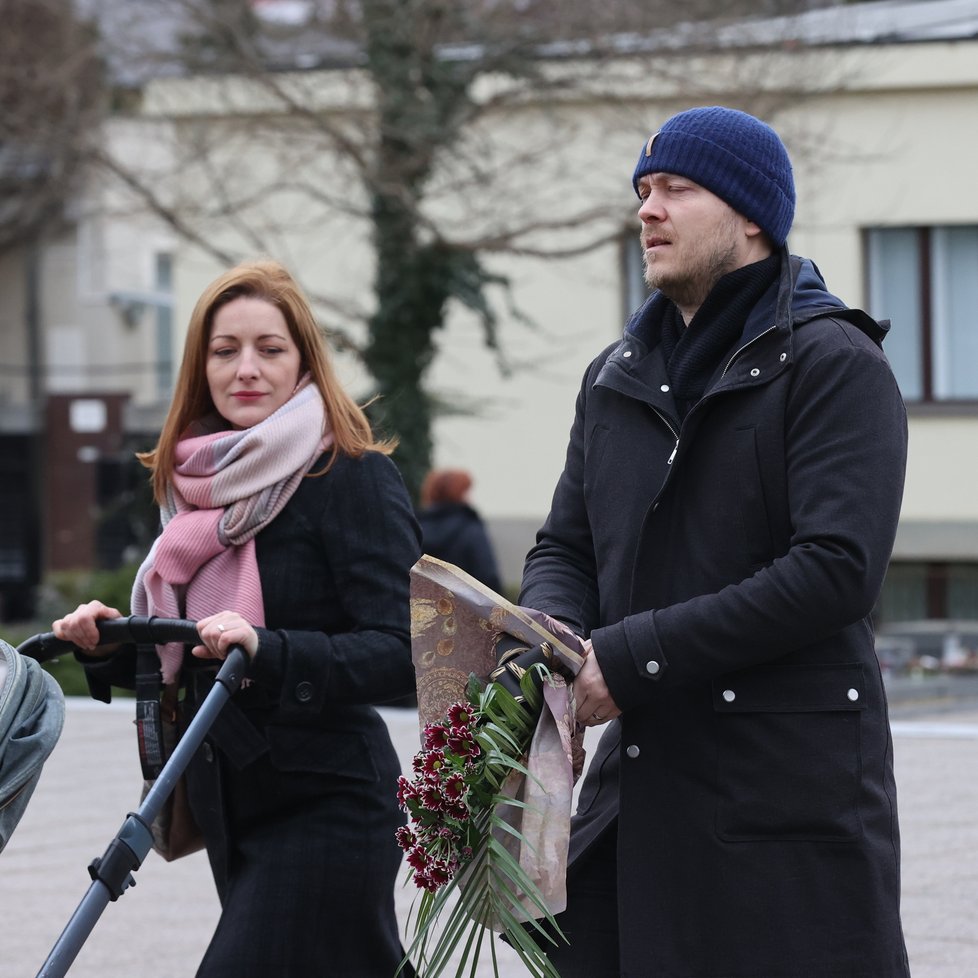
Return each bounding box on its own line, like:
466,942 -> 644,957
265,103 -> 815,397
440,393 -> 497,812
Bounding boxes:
401,556 -> 588,978
397,662 -> 569,977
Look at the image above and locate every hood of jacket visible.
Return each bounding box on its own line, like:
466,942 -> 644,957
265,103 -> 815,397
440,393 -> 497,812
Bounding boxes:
624,247 -> 889,357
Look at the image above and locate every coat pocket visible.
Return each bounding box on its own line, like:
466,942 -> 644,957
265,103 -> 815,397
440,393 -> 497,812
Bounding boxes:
732,424 -> 779,565
583,424 -> 611,501
266,726 -> 379,784
712,662 -> 864,842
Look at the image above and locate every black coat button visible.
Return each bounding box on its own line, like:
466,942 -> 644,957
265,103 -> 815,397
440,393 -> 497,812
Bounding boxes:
295,681 -> 314,703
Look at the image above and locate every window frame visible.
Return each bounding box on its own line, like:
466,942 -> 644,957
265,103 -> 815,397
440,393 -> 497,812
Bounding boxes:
864,225 -> 978,407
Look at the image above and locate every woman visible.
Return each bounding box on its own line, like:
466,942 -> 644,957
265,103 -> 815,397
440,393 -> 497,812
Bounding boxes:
53,259 -> 420,977
417,468 -> 503,593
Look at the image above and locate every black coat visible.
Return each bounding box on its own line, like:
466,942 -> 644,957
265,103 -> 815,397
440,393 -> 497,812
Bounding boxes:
84,450 -> 422,976
418,501 -> 503,593
520,254 -> 910,977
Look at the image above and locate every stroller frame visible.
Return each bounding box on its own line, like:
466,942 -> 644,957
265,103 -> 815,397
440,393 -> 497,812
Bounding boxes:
19,616 -> 247,978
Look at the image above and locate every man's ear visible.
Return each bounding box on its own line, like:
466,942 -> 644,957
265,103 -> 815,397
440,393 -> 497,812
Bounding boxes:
744,219 -> 764,240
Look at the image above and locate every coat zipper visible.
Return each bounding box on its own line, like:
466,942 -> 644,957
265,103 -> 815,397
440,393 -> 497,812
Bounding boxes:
650,405 -> 680,465
656,325 -> 778,469
720,324 -> 778,379
645,325 -> 780,475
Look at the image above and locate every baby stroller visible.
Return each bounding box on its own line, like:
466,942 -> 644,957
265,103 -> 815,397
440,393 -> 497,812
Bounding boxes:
0,638 -> 65,854
12,616 -> 248,978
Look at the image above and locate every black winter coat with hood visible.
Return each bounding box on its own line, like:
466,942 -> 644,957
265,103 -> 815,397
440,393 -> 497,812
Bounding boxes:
520,252 -> 910,978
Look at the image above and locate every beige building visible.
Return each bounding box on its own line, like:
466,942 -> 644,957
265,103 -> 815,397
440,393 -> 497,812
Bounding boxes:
2,0 -> 977,628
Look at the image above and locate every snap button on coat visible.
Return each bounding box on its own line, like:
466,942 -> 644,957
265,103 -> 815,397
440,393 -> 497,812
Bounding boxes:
626,744 -> 641,759
295,681 -> 314,703
847,687 -> 859,702
645,660 -> 660,675
722,689 -> 736,703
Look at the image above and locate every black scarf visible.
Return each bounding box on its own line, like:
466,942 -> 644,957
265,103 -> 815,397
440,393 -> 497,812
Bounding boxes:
659,253 -> 780,419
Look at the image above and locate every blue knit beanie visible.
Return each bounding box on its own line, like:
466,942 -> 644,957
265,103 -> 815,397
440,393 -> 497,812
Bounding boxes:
632,106 -> 795,247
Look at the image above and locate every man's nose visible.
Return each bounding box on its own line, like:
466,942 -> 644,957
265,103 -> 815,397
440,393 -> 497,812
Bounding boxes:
639,193 -> 664,222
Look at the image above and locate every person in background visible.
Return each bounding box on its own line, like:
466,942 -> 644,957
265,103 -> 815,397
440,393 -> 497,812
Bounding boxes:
52,259 -> 420,977
418,468 -> 503,593
519,107 -> 910,977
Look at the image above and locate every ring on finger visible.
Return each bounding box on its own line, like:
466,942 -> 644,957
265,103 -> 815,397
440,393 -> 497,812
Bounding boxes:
217,623 -> 226,633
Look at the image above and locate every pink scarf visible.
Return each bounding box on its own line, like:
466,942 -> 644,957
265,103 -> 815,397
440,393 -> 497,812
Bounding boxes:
131,380 -> 333,683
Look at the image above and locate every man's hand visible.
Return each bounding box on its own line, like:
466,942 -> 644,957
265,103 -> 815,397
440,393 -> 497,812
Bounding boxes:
573,641 -> 621,726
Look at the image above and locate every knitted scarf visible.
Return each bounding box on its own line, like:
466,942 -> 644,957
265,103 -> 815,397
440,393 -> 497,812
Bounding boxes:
131,379 -> 333,683
659,253 -> 780,419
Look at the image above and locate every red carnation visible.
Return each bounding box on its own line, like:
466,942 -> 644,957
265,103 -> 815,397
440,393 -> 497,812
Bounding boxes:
447,727 -> 480,758
420,783 -> 446,812
395,825 -> 416,851
407,845 -> 430,873
420,749 -> 447,777
396,775 -> 419,809
423,723 -> 451,750
427,858 -> 454,887
447,703 -> 474,728
443,772 -> 466,801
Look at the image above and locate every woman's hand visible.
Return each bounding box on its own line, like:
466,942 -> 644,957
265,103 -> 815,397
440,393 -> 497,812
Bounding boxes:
52,600 -> 123,655
193,611 -> 259,662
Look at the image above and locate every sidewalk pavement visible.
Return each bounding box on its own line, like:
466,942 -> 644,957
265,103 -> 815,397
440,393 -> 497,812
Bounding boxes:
2,695 -> 976,978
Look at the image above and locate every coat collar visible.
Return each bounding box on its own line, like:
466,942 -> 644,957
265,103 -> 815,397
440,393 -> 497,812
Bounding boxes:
595,248 -> 874,404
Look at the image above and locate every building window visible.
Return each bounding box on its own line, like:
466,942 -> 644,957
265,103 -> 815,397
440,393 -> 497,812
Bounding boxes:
878,561 -> 978,624
621,232 -> 650,322
866,226 -> 978,402
154,252 -> 174,399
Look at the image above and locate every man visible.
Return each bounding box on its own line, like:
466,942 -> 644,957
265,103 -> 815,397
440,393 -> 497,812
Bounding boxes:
519,106 -> 910,977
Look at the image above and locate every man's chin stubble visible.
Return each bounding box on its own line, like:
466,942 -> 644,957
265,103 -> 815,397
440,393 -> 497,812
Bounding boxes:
645,266 -> 702,311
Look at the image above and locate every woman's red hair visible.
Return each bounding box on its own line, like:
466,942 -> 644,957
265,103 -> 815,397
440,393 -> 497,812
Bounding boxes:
137,259 -> 394,505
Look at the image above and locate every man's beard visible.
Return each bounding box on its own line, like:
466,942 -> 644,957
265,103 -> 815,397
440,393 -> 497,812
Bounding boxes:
642,219 -> 741,316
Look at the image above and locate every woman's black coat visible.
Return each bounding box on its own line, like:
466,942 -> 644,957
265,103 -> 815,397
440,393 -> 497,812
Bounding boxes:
84,450 -> 422,976
520,255 -> 911,977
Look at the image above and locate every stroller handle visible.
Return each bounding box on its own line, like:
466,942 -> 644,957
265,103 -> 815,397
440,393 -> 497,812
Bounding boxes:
18,616 -> 203,663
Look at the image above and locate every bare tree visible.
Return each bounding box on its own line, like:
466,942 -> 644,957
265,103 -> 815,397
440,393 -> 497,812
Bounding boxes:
0,0 -> 104,254
91,0 -> 840,498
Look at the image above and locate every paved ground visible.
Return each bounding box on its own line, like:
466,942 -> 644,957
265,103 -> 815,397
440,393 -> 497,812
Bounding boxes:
2,691 -> 977,977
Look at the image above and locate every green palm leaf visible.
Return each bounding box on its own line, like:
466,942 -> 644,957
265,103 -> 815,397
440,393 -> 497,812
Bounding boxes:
397,666 -> 569,977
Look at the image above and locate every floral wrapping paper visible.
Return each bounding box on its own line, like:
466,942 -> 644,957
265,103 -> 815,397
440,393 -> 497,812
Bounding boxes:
485,678 -> 579,925
410,555 -> 586,727
409,554 -> 587,924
